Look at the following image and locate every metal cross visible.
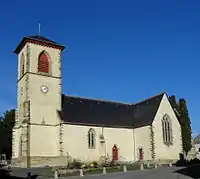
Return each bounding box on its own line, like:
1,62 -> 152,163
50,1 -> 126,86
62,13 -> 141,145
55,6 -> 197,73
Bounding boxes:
38,22 -> 41,35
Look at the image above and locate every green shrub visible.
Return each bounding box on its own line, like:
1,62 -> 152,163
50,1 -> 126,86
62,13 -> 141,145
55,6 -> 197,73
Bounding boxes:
89,161 -> 98,168
68,159 -> 82,169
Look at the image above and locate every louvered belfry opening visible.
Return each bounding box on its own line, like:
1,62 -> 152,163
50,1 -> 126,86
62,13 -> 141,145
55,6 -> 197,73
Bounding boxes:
38,51 -> 49,73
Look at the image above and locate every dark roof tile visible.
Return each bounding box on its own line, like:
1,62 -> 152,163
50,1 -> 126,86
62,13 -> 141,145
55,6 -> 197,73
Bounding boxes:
26,35 -> 62,46
14,35 -> 65,54
132,93 -> 164,128
59,93 -> 165,128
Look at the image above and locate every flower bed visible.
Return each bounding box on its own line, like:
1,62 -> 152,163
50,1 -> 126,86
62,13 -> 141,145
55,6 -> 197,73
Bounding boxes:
56,163 -> 153,177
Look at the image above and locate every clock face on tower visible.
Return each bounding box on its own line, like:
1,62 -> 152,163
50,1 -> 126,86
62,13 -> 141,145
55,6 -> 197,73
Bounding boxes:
40,85 -> 49,93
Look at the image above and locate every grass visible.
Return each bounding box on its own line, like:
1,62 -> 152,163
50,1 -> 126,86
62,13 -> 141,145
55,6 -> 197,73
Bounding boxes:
58,167 -> 121,177
85,166 -> 121,175
58,163 -> 153,177
36,163 -> 155,178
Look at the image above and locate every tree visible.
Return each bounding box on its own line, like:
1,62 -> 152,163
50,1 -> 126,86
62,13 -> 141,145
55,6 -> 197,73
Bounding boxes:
169,95 -> 180,119
0,109 -> 15,159
169,96 -> 192,155
179,99 -> 192,155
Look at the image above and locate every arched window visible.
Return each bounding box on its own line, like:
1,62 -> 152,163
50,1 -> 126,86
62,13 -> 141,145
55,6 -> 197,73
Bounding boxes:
162,114 -> 173,145
38,51 -> 49,74
88,128 -> 96,149
20,53 -> 25,77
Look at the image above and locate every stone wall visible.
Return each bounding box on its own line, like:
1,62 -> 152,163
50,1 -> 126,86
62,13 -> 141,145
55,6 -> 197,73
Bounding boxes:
11,156 -> 69,168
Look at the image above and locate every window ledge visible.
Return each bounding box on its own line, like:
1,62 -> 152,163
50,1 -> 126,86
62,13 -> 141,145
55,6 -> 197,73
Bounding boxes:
100,140 -> 105,143
164,142 -> 173,146
38,72 -> 51,76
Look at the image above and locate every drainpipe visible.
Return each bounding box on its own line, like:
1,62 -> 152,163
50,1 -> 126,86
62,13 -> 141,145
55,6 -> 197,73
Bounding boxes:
26,101 -> 31,168
27,121 -> 30,168
133,129 -> 136,161
102,127 -> 107,161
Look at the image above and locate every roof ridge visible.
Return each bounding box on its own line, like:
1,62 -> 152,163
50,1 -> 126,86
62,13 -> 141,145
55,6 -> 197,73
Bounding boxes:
27,35 -> 59,45
64,94 -> 133,105
134,92 -> 165,105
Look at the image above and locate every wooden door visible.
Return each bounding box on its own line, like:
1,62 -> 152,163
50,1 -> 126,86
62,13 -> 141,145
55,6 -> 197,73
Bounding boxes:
139,148 -> 143,160
112,145 -> 118,161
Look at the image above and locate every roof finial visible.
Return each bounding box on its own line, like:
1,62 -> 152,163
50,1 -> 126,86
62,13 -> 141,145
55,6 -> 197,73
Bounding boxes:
38,21 -> 41,36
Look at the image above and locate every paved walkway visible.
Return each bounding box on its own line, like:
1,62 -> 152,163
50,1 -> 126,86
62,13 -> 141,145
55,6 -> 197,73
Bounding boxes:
7,165 -> 200,178
59,166 -> 200,179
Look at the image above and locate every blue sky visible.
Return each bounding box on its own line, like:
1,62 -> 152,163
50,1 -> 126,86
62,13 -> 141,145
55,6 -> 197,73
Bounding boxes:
0,0 -> 199,135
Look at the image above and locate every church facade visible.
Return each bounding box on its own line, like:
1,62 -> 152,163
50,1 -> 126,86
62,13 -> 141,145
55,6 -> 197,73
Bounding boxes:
12,35 -> 183,167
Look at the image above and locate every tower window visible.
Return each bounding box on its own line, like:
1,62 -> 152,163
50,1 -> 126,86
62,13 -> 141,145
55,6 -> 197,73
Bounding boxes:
38,51 -> 49,74
20,53 -> 25,77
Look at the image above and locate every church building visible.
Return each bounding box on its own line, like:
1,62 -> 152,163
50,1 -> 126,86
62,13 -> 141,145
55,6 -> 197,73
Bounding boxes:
12,35 -> 182,167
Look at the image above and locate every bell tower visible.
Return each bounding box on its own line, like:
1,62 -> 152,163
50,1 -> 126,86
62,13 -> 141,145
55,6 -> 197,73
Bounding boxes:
12,35 -> 65,167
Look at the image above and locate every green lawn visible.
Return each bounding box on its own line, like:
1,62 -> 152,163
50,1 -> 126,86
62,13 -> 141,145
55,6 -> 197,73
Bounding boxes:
58,164 -> 153,177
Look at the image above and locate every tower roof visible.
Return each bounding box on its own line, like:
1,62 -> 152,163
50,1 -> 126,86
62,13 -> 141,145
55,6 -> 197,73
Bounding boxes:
14,35 -> 65,54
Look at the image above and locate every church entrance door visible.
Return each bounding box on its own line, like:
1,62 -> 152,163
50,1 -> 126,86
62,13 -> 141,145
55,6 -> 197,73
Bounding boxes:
139,148 -> 143,160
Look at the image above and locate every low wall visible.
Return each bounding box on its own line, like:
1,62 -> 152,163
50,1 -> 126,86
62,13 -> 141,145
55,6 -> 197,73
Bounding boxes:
11,156 -> 69,168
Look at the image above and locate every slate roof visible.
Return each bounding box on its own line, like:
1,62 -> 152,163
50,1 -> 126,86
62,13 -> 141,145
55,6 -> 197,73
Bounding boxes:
59,93 -> 165,128
193,134 -> 200,144
27,35 -> 63,46
14,35 -> 65,54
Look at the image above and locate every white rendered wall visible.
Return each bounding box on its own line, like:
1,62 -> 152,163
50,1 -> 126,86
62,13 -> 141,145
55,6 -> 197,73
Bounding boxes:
62,124 -> 135,162
153,94 -> 182,160
134,126 -> 152,161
